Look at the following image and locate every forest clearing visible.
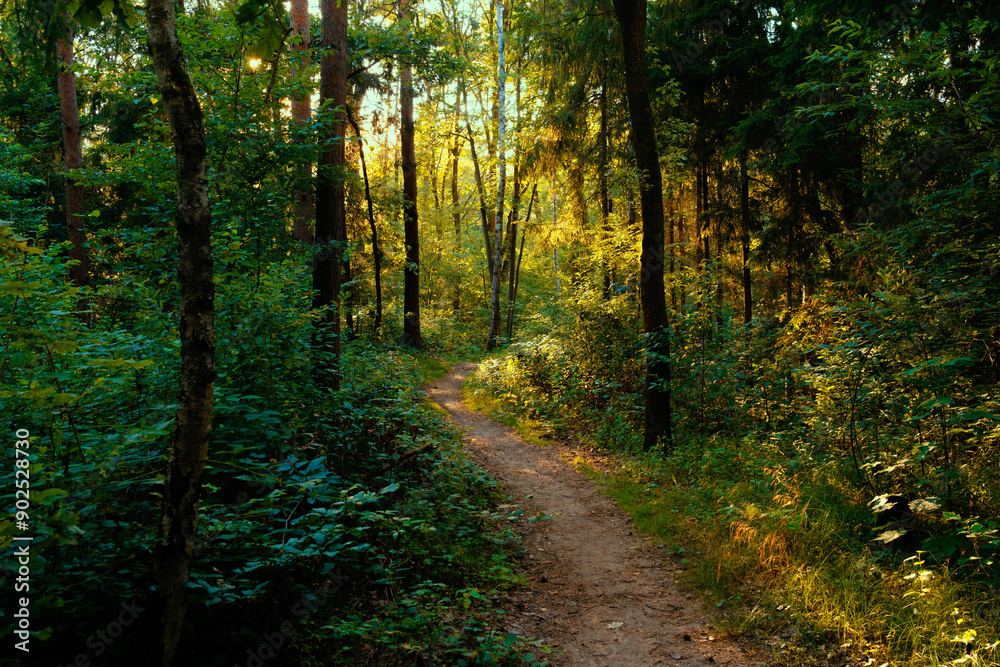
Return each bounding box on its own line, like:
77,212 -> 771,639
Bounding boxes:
1,0 -> 999,665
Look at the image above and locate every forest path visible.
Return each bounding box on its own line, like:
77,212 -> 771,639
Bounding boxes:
426,362 -> 764,667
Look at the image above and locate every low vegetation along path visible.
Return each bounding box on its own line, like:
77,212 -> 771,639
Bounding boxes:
427,363 -> 765,667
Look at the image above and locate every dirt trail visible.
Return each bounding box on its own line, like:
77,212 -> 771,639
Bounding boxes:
426,363 -> 765,667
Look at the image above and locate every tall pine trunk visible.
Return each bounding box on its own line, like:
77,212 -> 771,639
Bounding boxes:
486,0 -> 506,350
56,18 -> 87,304
400,0 -> 421,348
313,0 -> 348,388
146,0 -> 216,662
290,0 -> 314,243
613,0 -> 672,451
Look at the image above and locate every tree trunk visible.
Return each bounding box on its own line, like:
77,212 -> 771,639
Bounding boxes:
552,177 -> 560,297
314,0 -> 348,388
452,90 -> 463,310
700,160 -> 710,268
600,65 -> 612,297
400,0 -> 421,349
346,108 -> 383,338
462,85 -> 494,280
486,0 -> 506,351
613,0 -> 672,451
570,159 -> 588,232
146,0 -> 216,662
508,183 -> 536,340
56,18 -> 88,304
740,153 -> 752,325
667,195 -> 676,309
504,73 -> 522,341
290,0 -> 314,243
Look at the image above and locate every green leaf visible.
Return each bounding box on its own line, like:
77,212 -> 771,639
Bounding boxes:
918,396 -> 953,411
874,528 -> 907,543
955,409 -> 1000,422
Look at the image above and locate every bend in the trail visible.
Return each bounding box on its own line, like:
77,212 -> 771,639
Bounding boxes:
426,362 -> 766,667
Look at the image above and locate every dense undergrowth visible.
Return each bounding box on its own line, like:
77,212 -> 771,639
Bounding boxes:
0,240 -> 537,666
467,258 -> 1000,666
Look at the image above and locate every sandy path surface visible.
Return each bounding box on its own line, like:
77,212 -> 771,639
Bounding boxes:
426,362 -> 766,667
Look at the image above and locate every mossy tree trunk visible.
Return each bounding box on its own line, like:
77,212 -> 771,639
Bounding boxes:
146,0 -> 216,662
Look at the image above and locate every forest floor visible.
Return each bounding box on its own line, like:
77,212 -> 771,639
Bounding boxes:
426,362 -> 769,667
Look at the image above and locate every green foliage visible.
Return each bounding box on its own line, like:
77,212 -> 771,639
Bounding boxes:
470,288 -> 645,448
472,243 -> 1000,664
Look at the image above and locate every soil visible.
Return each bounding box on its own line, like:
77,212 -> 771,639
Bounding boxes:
426,362 -> 768,667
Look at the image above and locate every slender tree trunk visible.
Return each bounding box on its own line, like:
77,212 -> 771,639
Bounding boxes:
345,251 -> 355,337
677,203 -> 685,310
784,167 -> 800,318
507,182 -> 536,340
701,161 -> 710,267
290,0 -> 314,243
56,18 -> 87,304
552,177 -> 560,297
146,1 -> 216,662
505,178 -> 519,341
570,159 -> 588,232
314,0 -> 348,389
346,108 -> 383,338
400,0 -> 421,348
599,64 -> 612,298
667,195 -> 676,309
613,0 -> 672,451
504,73 -> 521,341
486,0 -> 506,351
464,88 -> 493,277
740,153 -> 752,325
452,90 -> 463,310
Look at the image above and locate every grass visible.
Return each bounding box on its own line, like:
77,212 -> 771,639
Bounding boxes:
463,351 -> 1000,666
413,352 -> 450,383
567,447 -> 1000,666
461,377 -> 553,448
